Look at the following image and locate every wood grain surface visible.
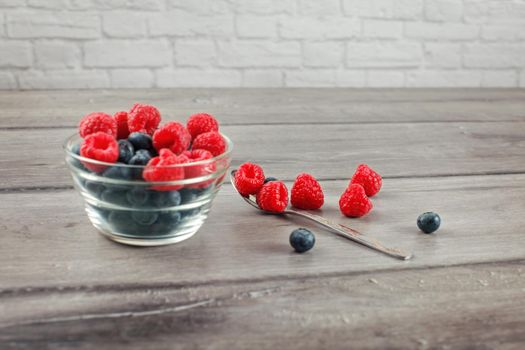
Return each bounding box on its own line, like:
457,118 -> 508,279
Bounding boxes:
0,89 -> 524,349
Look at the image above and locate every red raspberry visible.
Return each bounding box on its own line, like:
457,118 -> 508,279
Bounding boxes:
182,149 -> 216,189
113,111 -> 130,139
256,181 -> 289,213
339,184 -> 373,218
143,149 -> 186,191
128,103 -> 161,135
79,112 -> 117,138
191,131 -> 226,157
80,132 -> 119,172
152,122 -> 191,155
291,173 -> 324,210
350,164 -> 382,197
234,162 -> 265,196
187,113 -> 219,139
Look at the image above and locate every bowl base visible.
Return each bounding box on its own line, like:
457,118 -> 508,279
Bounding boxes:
96,227 -> 197,247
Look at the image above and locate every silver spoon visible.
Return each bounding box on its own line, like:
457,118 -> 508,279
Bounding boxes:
230,170 -> 412,260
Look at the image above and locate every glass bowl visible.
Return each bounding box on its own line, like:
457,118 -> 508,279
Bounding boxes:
63,133 -> 233,246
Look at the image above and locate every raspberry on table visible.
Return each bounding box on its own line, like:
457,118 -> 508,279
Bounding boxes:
187,113 -> 219,139
256,181 -> 289,213
128,103 -> 161,135
191,131 -> 226,157
79,112 -> 117,138
143,149 -> 186,191
152,122 -> 191,155
350,164 -> 382,197
234,162 -> 265,197
339,183 -> 373,218
80,132 -> 119,172
291,173 -> 324,210
182,149 -> 216,188
113,111 -> 130,139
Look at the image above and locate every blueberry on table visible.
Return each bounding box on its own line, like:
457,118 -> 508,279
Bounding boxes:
117,139 -> 135,164
128,132 -> 154,152
264,177 -> 278,184
289,228 -> 315,253
417,212 -> 441,234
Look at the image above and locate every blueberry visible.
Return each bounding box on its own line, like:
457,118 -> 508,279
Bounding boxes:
181,207 -> 201,220
100,188 -> 128,206
108,211 -> 140,234
126,187 -> 151,206
128,132 -> 153,152
160,211 -> 182,226
179,188 -> 199,204
102,164 -> 133,180
129,149 -> 152,179
84,180 -> 104,197
72,143 -> 81,155
118,140 -> 135,164
417,212 -> 441,234
289,228 -> 315,253
154,190 -> 182,207
131,211 -> 159,226
264,177 -> 278,184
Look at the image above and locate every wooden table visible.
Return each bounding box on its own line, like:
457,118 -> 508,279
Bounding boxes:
1,89 -> 524,349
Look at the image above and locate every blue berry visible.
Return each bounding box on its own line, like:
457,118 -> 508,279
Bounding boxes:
131,211 -> 159,226
289,228 -> 315,253
117,140 -> 134,164
417,212 -> 441,234
264,177 -> 278,184
108,211 -> 140,234
128,132 -> 153,152
129,149 -> 152,179
84,180 -> 104,197
100,188 -> 128,206
126,187 -> 151,206
179,188 -> 199,204
102,164 -> 132,180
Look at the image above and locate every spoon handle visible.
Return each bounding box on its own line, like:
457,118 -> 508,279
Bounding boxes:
284,208 -> 413,260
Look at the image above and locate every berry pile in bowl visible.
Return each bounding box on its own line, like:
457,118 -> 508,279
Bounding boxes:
63,104 -> 233,246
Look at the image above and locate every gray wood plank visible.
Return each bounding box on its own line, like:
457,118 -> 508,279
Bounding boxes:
1,261 -> 524,349
1,121 -> 524,189
1,89 -> 525,128
1,175 -> 524,290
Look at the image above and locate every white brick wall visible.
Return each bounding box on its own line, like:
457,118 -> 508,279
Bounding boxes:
1,0 -> 525,89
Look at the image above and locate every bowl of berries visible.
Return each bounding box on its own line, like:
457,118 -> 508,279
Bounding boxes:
64,104 -> 232,246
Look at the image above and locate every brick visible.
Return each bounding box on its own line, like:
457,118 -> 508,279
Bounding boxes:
406,70 -> 481,87
110,69 -> 154,88
0,72 -> 17,89
217,41 -> 300,68
335,70 -> 367,87
425,0 -> 463,22
424,43 -> 461,68
464,0 -> 525,24
280,17 -> 360,39
156,69 -> 241,87
0,0 -> 25,7
236,15 -> 277,38
405,22 -> 478,40
230,0 -> 295,14
481,26 -> 525,41
149,11 -> 234,37
27,0 -> 69,9
168,0 -> 231,14
34,42 -> 80,69
84,40 -> 171,68
7,12 -> 100,39
103,12 -> 147,38
343,0 -> 423,19
285,70 -> 336,87
464,43 -> 525,68
0,42 -> 31,67
175,39 -> 216,67
367,70 -> 404,87
480,70 -> 517,87
18,70 -> 110,89
69,0 -> 164,11
362,19 -> 403,39
298,0 -> 340,15
242,69 -> 282,87
346,42 -> 422,68
303,42 -> 343,68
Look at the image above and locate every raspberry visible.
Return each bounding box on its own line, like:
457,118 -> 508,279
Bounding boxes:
113,111 -> 130,139
152,122 -> 191,155
291,173 -> 324,210
191,131 -> 226,157
80,132 -> 119,172
339,184 -> 373,218
143,149 -> 186,191
182,149 -> 216,189
256,181 -> 289,213
350,164 -> 382,197
234,162 -> 265,196
79,112 -> 117,138
187,113 -> 219,139
128,103 -> 161,135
